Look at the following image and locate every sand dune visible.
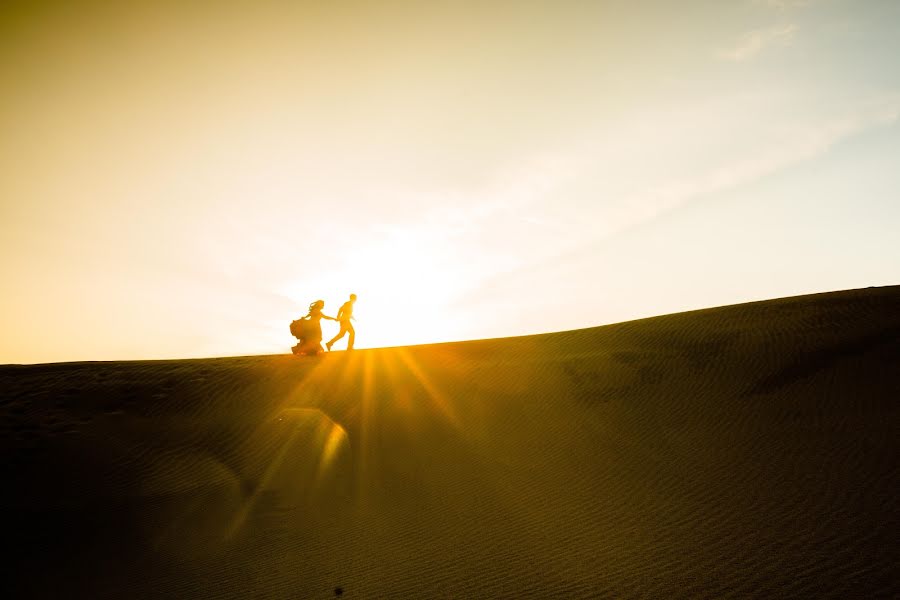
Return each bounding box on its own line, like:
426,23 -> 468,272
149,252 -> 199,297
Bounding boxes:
2,286 -> 899,598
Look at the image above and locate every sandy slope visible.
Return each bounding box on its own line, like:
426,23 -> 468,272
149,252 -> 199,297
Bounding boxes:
2,286 -> 899,599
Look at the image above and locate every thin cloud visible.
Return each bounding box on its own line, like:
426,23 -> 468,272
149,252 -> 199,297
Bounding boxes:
718,23 -> 797,61
609,95 -> 900,236
459,93 -> 900,305
754,0 -> 816,9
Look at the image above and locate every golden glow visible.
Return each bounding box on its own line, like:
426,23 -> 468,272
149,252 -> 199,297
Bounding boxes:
281,230 -> 474,351
2,1 -> 898,363
395,347 -> 460,427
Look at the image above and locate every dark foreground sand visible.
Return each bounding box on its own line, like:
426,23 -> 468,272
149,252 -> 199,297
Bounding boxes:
3,287 -> 899,598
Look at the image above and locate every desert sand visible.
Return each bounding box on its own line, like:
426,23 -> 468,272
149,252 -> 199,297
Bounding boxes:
3,286 -> 899,598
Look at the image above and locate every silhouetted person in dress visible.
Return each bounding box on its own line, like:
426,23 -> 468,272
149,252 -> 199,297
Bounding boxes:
327,294 -> 356,351
297,299 -> 337,355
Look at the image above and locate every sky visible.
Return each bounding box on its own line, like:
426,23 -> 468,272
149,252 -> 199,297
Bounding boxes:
1,0 -> 899,364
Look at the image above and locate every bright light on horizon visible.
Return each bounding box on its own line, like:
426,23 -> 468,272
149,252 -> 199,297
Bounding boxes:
278,229 -> 475,350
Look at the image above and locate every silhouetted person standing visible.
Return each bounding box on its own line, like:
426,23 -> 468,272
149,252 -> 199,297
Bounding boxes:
327,294 -> 356,351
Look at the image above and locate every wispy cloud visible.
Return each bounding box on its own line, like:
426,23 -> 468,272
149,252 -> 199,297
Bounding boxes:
719,23 -> 798,61
461,93 -> 900,302
594,94 -> 900,241
754,0 -> 816,9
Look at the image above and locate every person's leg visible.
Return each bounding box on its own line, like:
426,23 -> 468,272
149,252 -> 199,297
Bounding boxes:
327,324 -> 347,350
346,323 -> 355,350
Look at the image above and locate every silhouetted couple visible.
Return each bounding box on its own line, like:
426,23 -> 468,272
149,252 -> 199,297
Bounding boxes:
292,294 -> 356,356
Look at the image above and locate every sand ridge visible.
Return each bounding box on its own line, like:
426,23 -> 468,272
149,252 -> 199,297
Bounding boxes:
2,286 -> 899,598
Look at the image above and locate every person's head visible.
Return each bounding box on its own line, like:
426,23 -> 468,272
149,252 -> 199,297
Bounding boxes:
308,299 -> 325,313
349,294 -> 357,302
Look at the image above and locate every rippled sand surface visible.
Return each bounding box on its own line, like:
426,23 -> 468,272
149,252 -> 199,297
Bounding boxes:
3,286 -> 898,598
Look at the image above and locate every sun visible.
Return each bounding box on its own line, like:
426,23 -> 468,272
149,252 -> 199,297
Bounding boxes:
282,229 -> 470,350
